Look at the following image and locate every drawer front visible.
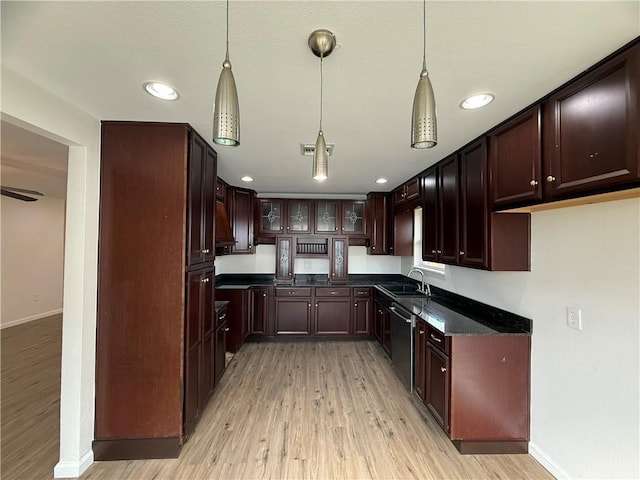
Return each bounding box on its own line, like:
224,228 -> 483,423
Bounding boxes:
315,287 -> 351,297
275,287 -> 312,297
353,287 -> 372,298
427,325 -> 450,356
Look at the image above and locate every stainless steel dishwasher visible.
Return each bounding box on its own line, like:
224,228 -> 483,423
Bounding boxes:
389,302 -> 415,392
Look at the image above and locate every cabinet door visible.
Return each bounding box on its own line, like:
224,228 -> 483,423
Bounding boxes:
489,106 -> 542,208
258,199 -> 284,234
315,298 -> 351,335
381,307 -> 392,357
367,193 -> 390,255
330,237 -> 348,282
214,322 -> 228,385
459,139 -> 488,268
341,200 -> 367,236
201,332 -> 214,403
414,321 -> 427,401
438,155 -> 459,264
275,299 -> 312,335
393,185 -> 406,206
393,208 -> 413,257
275,236 -> 294,281
425,343 -> 450,433
315,200 -> 339,234
203,147 -> 216,263
187,134 -> 206,266
373,300 -> 383,344
544,43 -> 640,200
286,200 -> 313,234
231,188 -> 254,254
250,287 -> 270,336
422,168 -> 438,262
353,297 -> 371,335
405,177 -> 421,203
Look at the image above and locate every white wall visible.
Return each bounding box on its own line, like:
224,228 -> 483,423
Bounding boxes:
1,67 -> 101,478
1,195 -> 66,327
214,245 -> 402,275
409,198 -> 640,479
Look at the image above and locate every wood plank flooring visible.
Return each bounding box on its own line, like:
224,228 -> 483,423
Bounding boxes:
82,341 -> 553,480
1,314 -> 62,480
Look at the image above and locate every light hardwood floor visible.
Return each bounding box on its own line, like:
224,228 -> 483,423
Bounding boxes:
1,314 -> 62,480
83,341 -> 552,480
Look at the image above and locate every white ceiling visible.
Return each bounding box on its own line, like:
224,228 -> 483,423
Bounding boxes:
2,1 -> 639,196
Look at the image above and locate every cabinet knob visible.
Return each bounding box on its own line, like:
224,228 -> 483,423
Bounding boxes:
419,330 -> 424,335
201,277 -> 210,283
219,314 -> 226,320
308,303 -> 311,308
330,291 -> 337,295
224,327 -> 230,332
372,246 -> 376,250
335,227 -> 338,231
589,152 -> 599,158
354,303 -> 358,307
530,180 -> 538,186
546,175 -> 556,183
201,248 -> 210,254
280,227 -> 284,230
431,249 -> 436,254
332,273 -> 335,276
287,226 -> 290,230
249,245 -> 252,250
263,293 -> 267,297
459,251 -> 464,255
440,366 -> 447,373
315,304 -> 318,307
289,273 -> 292,276
437,250 -> 442,254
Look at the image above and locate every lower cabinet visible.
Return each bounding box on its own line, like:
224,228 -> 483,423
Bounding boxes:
215,289 -> 249,353
315,287 -> 351,335
250,286 -> 272,336
275,287 -> 312,335
414,319 -> 531,454
214,308 -> 228,385
352,288 -> 372,335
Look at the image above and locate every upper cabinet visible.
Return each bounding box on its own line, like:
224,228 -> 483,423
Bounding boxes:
230,187 -> 255,254
286,200 -> 313,234
543,42 -> 640,201
367,193 -> 391,255
489,106 -> 542,209
314,200 -> 340,234
257,199 -> 285,235
341,200 -> 367,236
393,177 -> 421,207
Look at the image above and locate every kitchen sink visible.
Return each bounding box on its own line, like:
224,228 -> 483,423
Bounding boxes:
378,284 -> 426,296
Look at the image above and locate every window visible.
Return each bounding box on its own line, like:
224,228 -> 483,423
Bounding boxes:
413,207 -> 445,275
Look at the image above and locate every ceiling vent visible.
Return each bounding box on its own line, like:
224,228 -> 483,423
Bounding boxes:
300,143 -> 334,157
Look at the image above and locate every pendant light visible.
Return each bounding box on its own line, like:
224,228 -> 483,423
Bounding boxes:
411,0 -> 437,149
213,0 -> 240,146
308,29 -> 336,181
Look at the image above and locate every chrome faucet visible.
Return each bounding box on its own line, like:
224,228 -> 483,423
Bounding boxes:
407,268 -> 431,297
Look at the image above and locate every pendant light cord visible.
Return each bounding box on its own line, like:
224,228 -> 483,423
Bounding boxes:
422,0 -> 427,71
225,0 -> 230,61
319,54 -> 324,131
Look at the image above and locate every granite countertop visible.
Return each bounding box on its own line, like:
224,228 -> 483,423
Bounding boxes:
215,274 -> 531,336
215,300 -> 229,312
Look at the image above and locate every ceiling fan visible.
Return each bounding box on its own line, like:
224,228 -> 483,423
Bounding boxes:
1,186 -> 44,202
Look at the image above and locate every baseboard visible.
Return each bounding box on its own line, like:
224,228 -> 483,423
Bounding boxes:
1,308 -> 63,329
53,449 -> 93,479
529,441 -> 569,479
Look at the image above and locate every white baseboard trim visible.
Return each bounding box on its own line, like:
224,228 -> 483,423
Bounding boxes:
529,441 -> 569,479
1,308 -> 63,329
53,450 -> 93,479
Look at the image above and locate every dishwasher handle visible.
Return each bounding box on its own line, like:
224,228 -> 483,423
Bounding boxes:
390,305 -> 414,323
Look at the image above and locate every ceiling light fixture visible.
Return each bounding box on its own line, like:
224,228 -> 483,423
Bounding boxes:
240,176 -> 253,182
461,93 -> 495,110
411,0 -> 437,149
213,0 -> 240,146
376,178 -> 388,184
143,82 -> 179,101
308,29 -> 336,182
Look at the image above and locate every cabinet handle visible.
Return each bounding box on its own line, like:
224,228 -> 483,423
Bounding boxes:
430,333 -> 442,343
546,175 -> 556,183
288,291 -> 295,295
419,329 -> 424,335
201,277 -> 210,283
431,249 -> 436,254
437,250 -> 442,254
589,152 -> 599,158
219,314 -> 226,320
224,327 -> 230,332
201,248 -> 210,254
330,291 -> 337,295
530,180 -> 538,186
459,251 -> 464,255
440,366 -> 446,373
249,245 -> 252,250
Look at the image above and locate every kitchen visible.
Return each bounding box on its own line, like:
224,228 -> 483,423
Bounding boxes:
1,2 -> 639,479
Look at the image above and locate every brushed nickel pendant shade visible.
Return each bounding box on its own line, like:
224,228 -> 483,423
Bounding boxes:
309,29 -> 336,181
213,0 -> 240,146
411,0 -> 437,149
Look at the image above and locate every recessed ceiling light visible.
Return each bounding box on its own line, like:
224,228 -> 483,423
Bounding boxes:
143,82 -> 179,101
460,93 -> 494,110
241,176 -> 253,182
376,178 -> 388,184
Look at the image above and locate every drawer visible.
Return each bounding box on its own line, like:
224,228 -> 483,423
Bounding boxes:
353,287 -> 372,298
275,287 -> 312,297
315,287 -> 351,297
427,325 -> 450,356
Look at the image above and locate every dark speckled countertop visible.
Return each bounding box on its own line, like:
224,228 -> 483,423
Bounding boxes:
215,273 -> 531,336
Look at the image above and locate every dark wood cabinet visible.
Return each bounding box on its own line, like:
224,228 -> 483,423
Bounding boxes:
393,207 -> 414,257
230,187 -> 254,254
489,105 -> 542,209
275,288 -> 312,335
352,288 -> 371,335
95,122 -> 216,460
315,288 -> 351,335
329,237 -> 348,282
275,236 -> 294,281
367,193 -> 391,255
215,289 -> 249,353
438,155 -> 460,265
459,139 -> 488,268
315,200 -> 340,234
214,305 -> 229,386
543,42 -> 640,201
250,287 -> 271,336
425,338 -> 450,433
341,200 -> 367,236
414,320 -> 427,401
421,167 -> 438,262
216,178 -> 226,203
257,199 -> 284,235
373,299 -> 384,344
394,177 -> 422,206
187,134 -> 216,266
286,200 -> 313,234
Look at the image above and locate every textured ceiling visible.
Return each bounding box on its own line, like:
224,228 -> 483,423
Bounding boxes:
2,1 -> 639,195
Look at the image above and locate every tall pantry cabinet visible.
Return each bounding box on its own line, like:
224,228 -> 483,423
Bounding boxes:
94,122 -> 217,460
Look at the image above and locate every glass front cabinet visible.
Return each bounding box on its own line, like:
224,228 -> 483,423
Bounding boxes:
258,199 -> 284,235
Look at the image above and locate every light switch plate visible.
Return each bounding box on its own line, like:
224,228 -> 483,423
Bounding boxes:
566,307 -> 582,331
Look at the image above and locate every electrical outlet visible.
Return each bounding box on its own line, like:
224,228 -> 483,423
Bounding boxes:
566,307 -> 582,331
380,262 -> 387,272
304,261 -> 312,270
32,293 -> 39,302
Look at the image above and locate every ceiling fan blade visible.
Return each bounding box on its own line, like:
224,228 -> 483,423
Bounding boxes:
1,189 -> 38,202
0,186 -> 44,196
